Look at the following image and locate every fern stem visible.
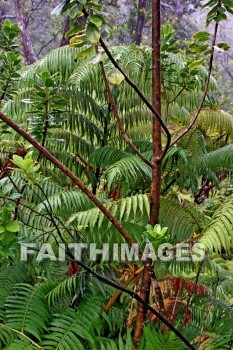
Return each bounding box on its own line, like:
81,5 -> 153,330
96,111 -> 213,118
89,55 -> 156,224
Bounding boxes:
0,323 -> 42,348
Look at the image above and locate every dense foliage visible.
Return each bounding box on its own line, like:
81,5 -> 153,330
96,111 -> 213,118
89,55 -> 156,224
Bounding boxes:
0,1 -> 233,349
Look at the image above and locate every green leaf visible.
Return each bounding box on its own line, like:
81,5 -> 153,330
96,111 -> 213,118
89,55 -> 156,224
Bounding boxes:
65,24 -> 83,39
188,59 -> 205,70
74,46 -> 94,61
86,22 -> 101,44
87,2 -> 104,10
0,246 -> 10,257
51,0 -> 71,16
90,52 -> 105,64
217,42 -> 230,51
69,4 -> 83,18
107,68 -> 125,85
189,43 -> 209,53
0,226 -> 6,234
12,155 -> 25,169
89,14 -> 104,27
44,78 -> 55,87
6,221 -> 20,233
193,31 -> 211,41
70,34 -> 86,43
69,41 -> 87,48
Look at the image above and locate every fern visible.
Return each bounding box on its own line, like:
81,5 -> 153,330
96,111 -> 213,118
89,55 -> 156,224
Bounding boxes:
46,277 -> 77,306
190,295 -> 233,336
104,156 -> 152,196
200,144 -> 233,171
194,109 -> 233,137
140,327 -> 184,350
0,264 -> 29,319
89,147 -> 129,168
199,195 -> 233,253
3,284 -> 50,341
41,293 -> 104,350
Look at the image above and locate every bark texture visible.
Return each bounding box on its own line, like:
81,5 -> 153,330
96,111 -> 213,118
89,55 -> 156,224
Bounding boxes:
133,1 -> 164,348
13,0 -> 37,64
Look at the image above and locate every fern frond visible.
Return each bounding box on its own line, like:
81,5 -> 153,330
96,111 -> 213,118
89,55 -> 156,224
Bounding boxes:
3,284 -> 50,341
89,147 -> 129,168
140,327 -> 184,350
37,190 -> 95,218
104,156 -> 152,196
160,199 -> 206,241
194,109 -> 233,137
41,293 -> 103,350
200,144 -> 233,171
46,277 -> 77,306
199,195 -> 233,253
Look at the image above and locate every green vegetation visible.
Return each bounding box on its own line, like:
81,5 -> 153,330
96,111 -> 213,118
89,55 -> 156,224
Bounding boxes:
0,1 -> 233,349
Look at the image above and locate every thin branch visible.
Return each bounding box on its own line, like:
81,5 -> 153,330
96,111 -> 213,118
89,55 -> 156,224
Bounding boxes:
82,8 -> 171,159
168,86 -> 186,105
64,249 -> 195,350
99,37 -> 171,158
0,15 -> 16,20
0,110 -> 135,245
37,33 -> 59,57
104,266 -> 144,313
170,21 -> 219,147
97,49 -> 154,169
181,259 -> 205,330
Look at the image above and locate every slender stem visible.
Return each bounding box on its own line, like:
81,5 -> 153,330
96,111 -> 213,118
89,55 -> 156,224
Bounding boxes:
168,86 -> 185,105
134,1 -> 164,347
98,51 -> 154,169
0,110 -> 135,246
0,324 -> 42,348
170,21 -> 219,147
82,8 -> 171,159
64,250 -> 195,350
104,266 -> 144,313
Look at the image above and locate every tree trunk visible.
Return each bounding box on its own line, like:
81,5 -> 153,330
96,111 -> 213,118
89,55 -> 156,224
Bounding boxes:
133,0 -> 164,348
60,16 -> 71,47
13,0 -> 37,64
134,0 -> 147,45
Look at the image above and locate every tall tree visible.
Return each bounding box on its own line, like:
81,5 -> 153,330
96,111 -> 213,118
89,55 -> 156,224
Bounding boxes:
133,0 -> 165,347
134,0 -> 147,45
13,0 -> 37,64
